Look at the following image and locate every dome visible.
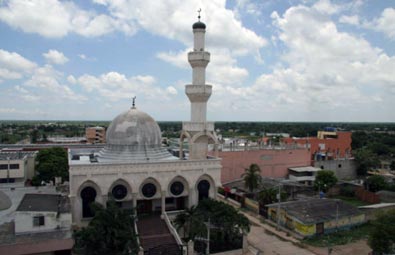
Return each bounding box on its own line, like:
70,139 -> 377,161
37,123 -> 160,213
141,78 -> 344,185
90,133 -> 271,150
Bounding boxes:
106,108 -> 162,146
193,21 -> 206,29
97,107 -> 175,162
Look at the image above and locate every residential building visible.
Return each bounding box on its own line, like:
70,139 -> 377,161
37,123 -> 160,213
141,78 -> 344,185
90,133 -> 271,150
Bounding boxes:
282,129 -> 352,162
288,166 -> 322,186
85,126 -> 106,144
0,151 -> 36,183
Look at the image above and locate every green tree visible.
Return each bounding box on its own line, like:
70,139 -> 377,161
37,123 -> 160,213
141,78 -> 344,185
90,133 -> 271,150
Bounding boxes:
368,210 -> 395,254
173,205 -> 205,240
258,187 -> 287,205
73,201 -> 139,255
366,175 -> 387,192
174,199 -> 250,247
30,129 -> 39,143
314,170 -> 338,192
390,161 -> 395,171
34,147 -> 69,184
242,164 -> 261,194
354,148 -> 380,176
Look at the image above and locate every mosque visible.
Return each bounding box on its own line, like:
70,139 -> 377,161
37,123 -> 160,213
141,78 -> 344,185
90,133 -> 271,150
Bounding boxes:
68,17 -> 221,225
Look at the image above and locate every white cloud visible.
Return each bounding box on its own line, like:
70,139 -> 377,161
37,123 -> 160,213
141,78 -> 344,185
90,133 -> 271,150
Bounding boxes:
24,64 -> 86,101
0,68 -> 22,79
364,8 -> 395,39
166,86 -> 177,95
0,49 -> 36,71
77,71 -> 176,102
339,15 -> 359,25
206,1 -> 395,121
0,0 -> 136,38
0,107 -> 17,113
43,49 -> 69,65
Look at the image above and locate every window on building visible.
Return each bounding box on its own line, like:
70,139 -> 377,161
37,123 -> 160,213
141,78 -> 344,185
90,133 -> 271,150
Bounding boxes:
0,164 -> 7,170
10,164 -> 19,170
33,216 -> 45,226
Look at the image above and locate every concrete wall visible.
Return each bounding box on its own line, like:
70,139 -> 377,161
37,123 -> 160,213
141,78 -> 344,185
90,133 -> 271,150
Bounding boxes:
69,158 -> 222,225
218,149 -> 311,183
0,157 -> 26,182
314,159 -> 357,180
15,211 -> 72,234
267,207 -> 365,237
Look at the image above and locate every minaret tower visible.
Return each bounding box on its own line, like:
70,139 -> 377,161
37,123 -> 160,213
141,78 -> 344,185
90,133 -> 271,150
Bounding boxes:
181,11 -> 218,160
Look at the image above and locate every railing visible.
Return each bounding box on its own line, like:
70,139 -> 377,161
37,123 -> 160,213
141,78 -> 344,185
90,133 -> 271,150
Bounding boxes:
134,216 -> 144,252
163,212 -> 184,246
182,122 -> 214,132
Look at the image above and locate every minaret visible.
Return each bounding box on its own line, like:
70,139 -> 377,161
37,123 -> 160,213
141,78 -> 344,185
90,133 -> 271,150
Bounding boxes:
181,12 -> 218,160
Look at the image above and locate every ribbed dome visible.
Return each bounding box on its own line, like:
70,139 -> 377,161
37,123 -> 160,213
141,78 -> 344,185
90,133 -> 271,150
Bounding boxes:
106,108 -> 162,146
97,107 -> 175,162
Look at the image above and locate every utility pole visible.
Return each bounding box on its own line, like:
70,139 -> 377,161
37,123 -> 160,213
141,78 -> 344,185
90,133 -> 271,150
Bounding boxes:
7,156 -> 10,183
207,217 -> 210,255
277,184 -> 281,231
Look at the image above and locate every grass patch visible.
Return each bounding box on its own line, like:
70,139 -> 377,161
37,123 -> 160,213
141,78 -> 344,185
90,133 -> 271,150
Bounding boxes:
330,195 -> 371,207
302,223 -> 372,247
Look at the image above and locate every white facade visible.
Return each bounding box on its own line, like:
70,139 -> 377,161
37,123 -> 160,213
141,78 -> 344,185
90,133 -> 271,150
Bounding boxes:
15,210 -> 72,234
69,19 -> 222,226
0,158 -> 25,181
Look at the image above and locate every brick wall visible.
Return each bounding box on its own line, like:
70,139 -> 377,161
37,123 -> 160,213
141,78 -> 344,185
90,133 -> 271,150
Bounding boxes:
217,148 -> 311,183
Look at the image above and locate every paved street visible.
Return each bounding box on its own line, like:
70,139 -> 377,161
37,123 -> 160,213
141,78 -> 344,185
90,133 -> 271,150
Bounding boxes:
247,225 -> 315,255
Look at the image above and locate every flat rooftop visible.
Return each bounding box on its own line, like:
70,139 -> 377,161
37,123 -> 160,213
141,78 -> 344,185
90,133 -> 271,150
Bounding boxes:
266,198 -> 362,224
17,194 -> 70,213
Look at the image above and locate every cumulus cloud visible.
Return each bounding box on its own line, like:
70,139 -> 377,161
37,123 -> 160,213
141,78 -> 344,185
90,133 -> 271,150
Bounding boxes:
0,0 -> 136,38
24,64 -> 86,101
339,15 -> 360,25
364,8 -> 395,39
207,1 -> 395,121
0,49 -> 36,80
0,49 -> 36,71
76,71 -> 176,102
43,49 -> 69,65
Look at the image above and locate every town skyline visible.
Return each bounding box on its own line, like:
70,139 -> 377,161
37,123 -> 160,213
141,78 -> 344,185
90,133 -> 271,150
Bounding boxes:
0,0 -> 394,122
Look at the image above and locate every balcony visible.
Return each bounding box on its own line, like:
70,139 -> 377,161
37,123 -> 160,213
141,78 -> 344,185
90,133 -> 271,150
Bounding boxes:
183,122 -> 214,132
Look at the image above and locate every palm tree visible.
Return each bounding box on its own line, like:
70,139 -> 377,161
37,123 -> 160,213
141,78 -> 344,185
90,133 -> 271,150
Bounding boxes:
242,164 -> 261,194
173,206 -> 204,241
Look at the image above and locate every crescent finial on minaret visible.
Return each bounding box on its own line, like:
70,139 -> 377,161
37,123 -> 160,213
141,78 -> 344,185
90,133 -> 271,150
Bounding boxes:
132,96 -> 136,109
198,8 -> 201,21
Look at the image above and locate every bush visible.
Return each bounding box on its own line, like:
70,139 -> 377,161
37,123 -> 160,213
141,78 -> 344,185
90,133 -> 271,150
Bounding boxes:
340,186 -> 355,197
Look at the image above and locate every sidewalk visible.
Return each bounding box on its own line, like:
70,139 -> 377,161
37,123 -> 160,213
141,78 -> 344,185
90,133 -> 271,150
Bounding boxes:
218,196 -> 316,255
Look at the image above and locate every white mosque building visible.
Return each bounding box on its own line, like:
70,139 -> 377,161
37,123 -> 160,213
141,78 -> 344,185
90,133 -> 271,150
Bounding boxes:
68,18 -> 221,225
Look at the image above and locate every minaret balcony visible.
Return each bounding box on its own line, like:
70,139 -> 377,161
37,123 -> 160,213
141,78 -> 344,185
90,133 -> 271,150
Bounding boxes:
182,122 -> 214,132
188,51 -> 210,68
185,85 -> 212,102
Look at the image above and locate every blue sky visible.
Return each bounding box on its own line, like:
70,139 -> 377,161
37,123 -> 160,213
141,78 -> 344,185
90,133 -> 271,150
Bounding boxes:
0,0 -> 394,122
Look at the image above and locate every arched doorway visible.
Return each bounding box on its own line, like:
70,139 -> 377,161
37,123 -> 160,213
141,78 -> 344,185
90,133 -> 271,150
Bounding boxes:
197,180 -> 210,201
81,186 -> 97,218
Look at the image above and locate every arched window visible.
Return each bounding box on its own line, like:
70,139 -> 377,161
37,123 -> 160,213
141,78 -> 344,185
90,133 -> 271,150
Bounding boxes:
81,187 -> 97,218
142,183 -> 157,198
112,184 -> 128,200
170,181 -> 184,196
197,180 -> 210,201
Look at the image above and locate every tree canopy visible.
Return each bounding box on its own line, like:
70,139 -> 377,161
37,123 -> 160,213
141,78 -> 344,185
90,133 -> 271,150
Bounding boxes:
33,147 -> 69,185
366,175 -> 387,192
242,164 -> 261,193
368,210 -> 395,254
314,170 -> 338,192
174,199 -> 250,243
354,148 -> 380,176
73,201 -> 139,255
